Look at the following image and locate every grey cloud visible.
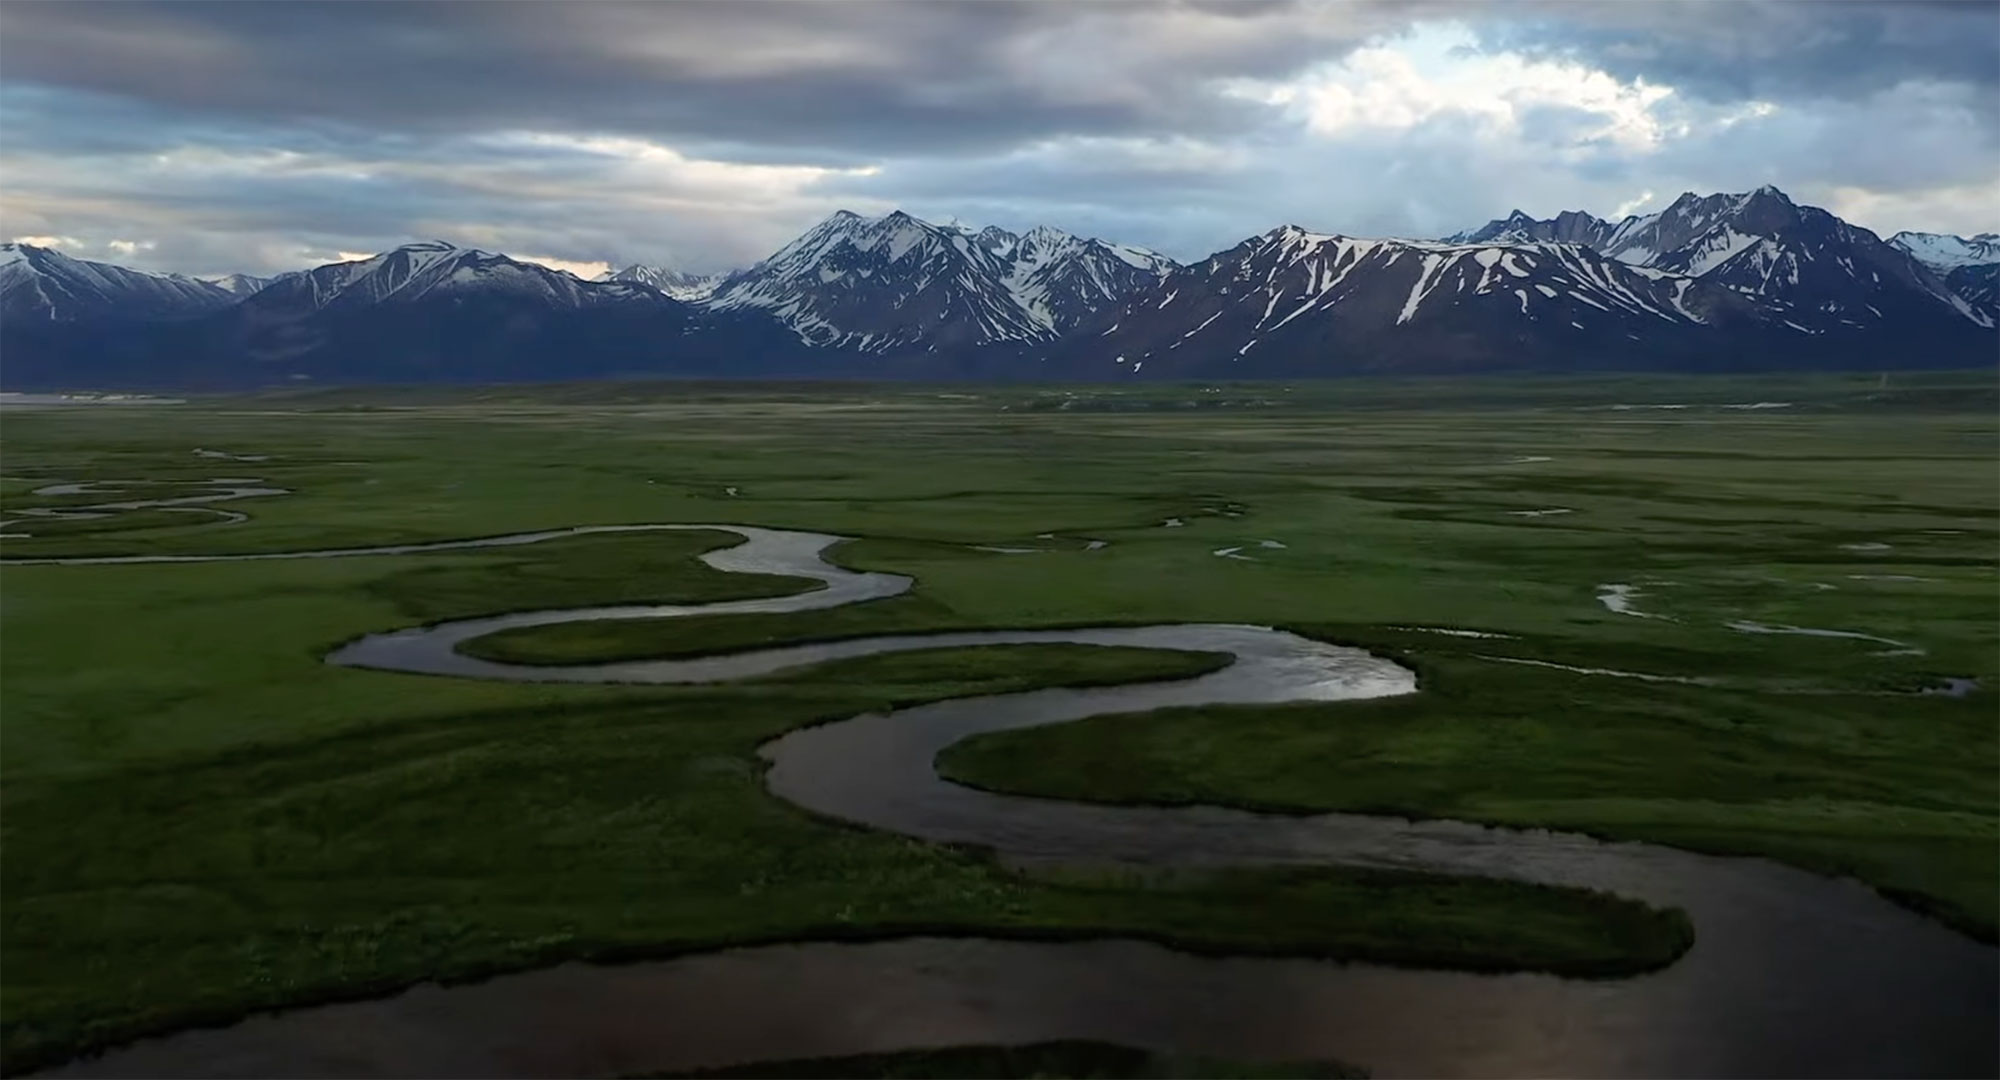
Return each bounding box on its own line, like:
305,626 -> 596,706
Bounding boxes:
5,1 -> 1986,161
2,0 -> 1994,277
1513,104 -> 1624,149
1,109 -> 871,274
0,1 -> 1405,156
824,83 -> 1997,258
1485,1 -> 2000,104
1643,82 -> 1997,195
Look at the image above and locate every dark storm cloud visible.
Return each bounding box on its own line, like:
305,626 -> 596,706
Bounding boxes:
1487,0 -> 2000,104
1,0 -> 1993,275
0,1 -> 1412,155
4,0 -> 1983,153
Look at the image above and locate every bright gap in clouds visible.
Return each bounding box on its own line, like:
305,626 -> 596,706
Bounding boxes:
515,254 -> 613,279
1230,22 -> 1770,156
303,245 -> 611,279
3,7 -> 1989,279
11,235 -> 83,249
1613,190 -> 1658,218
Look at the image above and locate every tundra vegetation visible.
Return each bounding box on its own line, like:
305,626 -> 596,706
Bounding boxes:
2,372 -> 1992,1073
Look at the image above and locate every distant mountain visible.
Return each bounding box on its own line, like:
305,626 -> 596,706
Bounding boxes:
0,243 -> 239,322
5,193 -> 1992,390
205,272 -> 277,297
1612,188 -> 1982,331
1939,264 -> 2000,325
240,241 -> 660,315
1,241 -> 819,390
1443,209 -> 1623,248
1073,187 -> 1996,378
1443,188 -> 1990,332
705,210 -> 1039,352
193,241 -> 703,381
1059,227 -> 1772,378
974,223 -> 1177,336
1889,231 -> 2000,271
1890,231 -> 2000,324
704,210 -> 1175,353
600,263 -> 724,301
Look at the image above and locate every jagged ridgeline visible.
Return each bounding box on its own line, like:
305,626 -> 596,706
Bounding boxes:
2,188 -> 1993,388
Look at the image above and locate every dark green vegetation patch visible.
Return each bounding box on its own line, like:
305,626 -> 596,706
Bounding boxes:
2,373 -> 1992,1071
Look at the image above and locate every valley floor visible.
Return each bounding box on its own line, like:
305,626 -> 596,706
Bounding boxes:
1,372 -> 1994,1074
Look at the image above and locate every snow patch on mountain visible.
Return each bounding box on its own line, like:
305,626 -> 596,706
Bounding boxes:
600,263 -> 724,301
1679,227 -> 1761,276
1890,231 -> 2000,271
203,273 -> 277,297
704,210 -> 1176,351
1,243 -> 241,322
1442,187 -> 1988,331
248,241 -> 660,314
1066,223 -> 1775,380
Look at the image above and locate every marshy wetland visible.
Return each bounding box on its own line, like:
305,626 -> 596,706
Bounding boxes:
3,374 -> 1995,1077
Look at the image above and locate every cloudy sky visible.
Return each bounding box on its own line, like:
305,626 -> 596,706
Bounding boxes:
2,0 -> 1995,279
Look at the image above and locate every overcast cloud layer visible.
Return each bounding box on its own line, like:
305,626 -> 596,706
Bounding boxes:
2,0 -> 1995,278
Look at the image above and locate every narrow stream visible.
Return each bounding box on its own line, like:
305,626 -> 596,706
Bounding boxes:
23,525 -> 1997,1078
0,478 -> 289,537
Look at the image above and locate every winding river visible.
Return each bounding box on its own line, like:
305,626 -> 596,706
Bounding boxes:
0,477 -> 289,538
25,525 -> 1999,1078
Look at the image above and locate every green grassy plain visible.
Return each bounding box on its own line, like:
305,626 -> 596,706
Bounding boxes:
2,373 -> 1994,1071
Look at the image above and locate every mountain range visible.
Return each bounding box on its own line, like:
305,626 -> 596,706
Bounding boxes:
1,244 -> 244,323
599,263 -> 722,302
3,186 -> 1993,389
700,211 -> 1174,354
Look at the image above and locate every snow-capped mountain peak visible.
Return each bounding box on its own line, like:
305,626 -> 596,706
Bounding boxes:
10,189 -> 1991,389
204,272 -> 277,297
242,240 -> 660,315
1458,209 -> 1542,241
1005,231 -> 1167,333
0,242 -> 241,322
1609,188 -> 1986,325
1890,231 -> 2000,325
704,210 -> 1178,350
1062,228 -> 1773,380
1265,224 -> 1339,251
1889,231 -> 2000,271
599,262 -> 724,301
1442,186 -> 1985,330
703,210 -> 1035,350
1444,208 -> 1622,248
1019,223 -> 1077,253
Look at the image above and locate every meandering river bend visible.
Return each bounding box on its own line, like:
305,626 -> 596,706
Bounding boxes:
25,525 -> 1998,1078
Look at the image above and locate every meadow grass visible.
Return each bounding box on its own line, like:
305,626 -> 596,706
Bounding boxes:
942,626 -> 1997,938
2,376 -> 1992,1070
